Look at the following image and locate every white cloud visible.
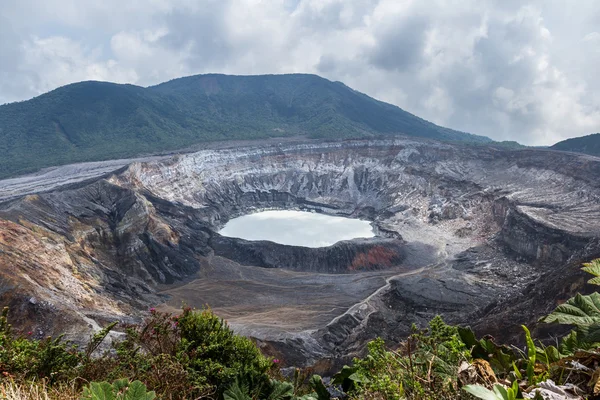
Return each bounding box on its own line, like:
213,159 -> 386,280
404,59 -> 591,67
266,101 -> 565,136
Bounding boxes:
19,36 -> 137,94
0,0 -> 600,145
109,29 -> 192,85
583,32 -> 600,43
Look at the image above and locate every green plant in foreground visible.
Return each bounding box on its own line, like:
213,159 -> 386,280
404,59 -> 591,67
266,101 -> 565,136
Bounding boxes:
542,259 -> 600,353
457,326 -> 516,374
223,374 -> 330,400
0,307 -> 80,383
103,306 -> 273,398
333,316 -> 469,399
0,305 -> 277,399
582,258 -> 600,285
176,307 -> 272,394
81,379 -> 155,400
463,381 -> 522,400
5,258 -> 600,399
521,325 -> 541,384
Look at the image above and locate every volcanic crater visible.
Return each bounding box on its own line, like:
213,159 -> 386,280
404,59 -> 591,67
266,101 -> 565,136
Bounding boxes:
1,138 -> 600,370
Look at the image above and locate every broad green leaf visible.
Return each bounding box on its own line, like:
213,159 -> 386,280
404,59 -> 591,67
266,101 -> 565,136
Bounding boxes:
331,364 -> 368,388
112,379 -> 129,393
309,375 -> 330,400
493,384 -> 508,399
457,326 -> 478,349
481,339 -> 517,373
463,384 -> 502,400
559,329 -> 600,354
123,381 -> 155,400
331,365 -> 359,392
582,259 -> 600,286
560,330 -> 583,354
542,292 -> 600,326
458,326 -> 517,372
348,372 -> 369,384
266,380 -> 293,400
589,277 -> 600,286
535,345 -> 561,364
82,382 -> 116,400
577,324 -> 600,344
82,387 -> 93,400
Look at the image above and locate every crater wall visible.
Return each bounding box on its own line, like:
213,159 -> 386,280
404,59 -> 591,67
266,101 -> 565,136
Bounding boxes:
0,138 -> 599,368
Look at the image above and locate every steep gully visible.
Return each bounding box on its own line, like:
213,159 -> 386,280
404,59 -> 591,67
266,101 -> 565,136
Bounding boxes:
0,138 -> 599,371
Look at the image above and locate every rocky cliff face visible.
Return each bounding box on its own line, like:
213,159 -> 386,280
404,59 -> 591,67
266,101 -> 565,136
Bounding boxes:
209,235 -> 407,273
0,138 -> 599,369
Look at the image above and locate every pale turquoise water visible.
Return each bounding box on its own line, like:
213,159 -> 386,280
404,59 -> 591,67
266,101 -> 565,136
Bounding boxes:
219,210 -> 375,248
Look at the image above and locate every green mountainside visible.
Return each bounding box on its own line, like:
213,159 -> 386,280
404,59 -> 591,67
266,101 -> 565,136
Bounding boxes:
551,132 -> 600,157
0,73 -> 491,179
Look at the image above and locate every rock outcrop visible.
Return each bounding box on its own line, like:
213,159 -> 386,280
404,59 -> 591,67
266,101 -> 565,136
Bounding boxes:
209,235 -> 407,273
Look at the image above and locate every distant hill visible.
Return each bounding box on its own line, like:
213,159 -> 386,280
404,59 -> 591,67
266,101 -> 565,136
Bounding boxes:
0,73 -> 492,179
551,133 -> 600,157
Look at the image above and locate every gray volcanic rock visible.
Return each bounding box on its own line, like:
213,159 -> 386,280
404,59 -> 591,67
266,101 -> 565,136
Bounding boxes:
0,138 -> 599,369
209,235 -> 407,273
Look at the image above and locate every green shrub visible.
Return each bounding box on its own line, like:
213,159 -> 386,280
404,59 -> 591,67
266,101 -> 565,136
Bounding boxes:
334,316 -> 469,400
177,306 -> 272,392
0,307 -> 79,383
223,374 -> 331,400
88,307 -> 272,398
81,379 -> 155,400
0,306 -> 274,399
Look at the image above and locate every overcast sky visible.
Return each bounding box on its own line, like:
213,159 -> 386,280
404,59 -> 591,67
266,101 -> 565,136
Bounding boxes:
1,0 -> 600,145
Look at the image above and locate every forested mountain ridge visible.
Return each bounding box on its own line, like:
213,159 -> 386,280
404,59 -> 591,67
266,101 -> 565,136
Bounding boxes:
0,73 -> 491,179
551,132 -> 600,157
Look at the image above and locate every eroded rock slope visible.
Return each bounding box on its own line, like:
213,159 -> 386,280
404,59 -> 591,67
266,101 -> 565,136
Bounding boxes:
0,138 -> 599,369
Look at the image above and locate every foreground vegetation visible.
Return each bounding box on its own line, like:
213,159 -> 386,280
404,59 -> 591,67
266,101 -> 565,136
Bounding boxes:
2,259 -> 600,399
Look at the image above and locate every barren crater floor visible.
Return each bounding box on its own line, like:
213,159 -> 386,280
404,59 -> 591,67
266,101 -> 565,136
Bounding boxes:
159,259 -> 394,333
1,138 -> 600,368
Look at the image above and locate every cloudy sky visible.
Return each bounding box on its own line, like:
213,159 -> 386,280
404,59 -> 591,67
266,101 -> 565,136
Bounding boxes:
1,0 -> 600,145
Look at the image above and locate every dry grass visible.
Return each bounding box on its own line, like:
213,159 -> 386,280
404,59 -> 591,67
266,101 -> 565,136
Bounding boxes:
0,379 -> 80,400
